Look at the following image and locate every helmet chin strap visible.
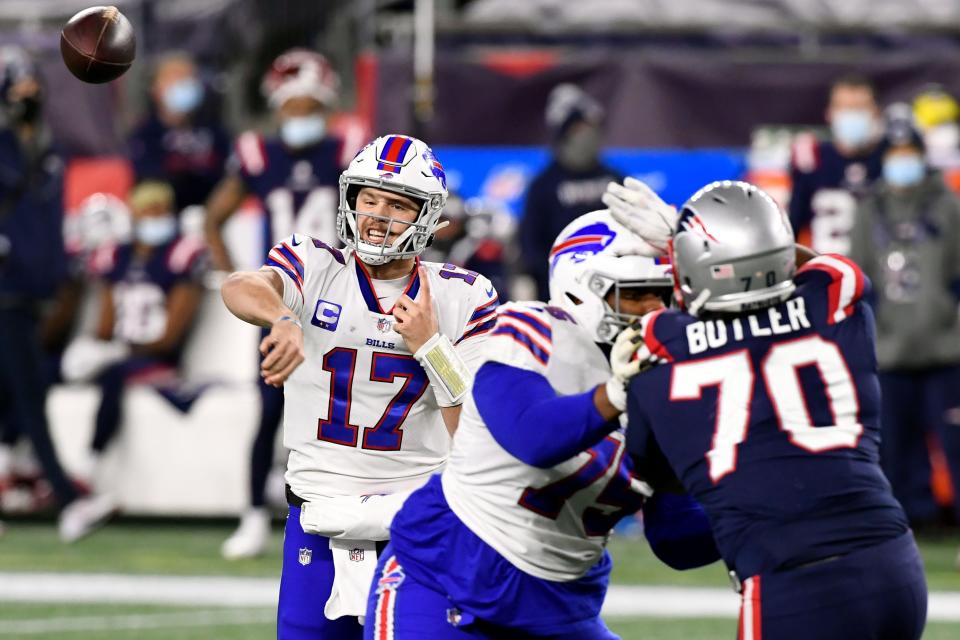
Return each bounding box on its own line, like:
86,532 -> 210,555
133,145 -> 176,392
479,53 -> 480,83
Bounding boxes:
688,288 -> 712,316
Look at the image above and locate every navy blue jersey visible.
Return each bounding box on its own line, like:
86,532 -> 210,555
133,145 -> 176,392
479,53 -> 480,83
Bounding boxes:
626,254 -> 908,580
788,135 -> 883,255
230,131 -> 343,256
0,128 -> 66,300
99,236 -> 206,347
128,115 -> 231,209
520,161 -> 623,299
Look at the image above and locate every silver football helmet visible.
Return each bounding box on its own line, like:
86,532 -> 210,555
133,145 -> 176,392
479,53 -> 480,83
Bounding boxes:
671,181 -> 796,315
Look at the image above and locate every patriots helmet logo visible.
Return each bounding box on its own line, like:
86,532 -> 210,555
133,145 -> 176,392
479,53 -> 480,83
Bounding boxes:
549,222 -> 617,273
677,207 -> 719,243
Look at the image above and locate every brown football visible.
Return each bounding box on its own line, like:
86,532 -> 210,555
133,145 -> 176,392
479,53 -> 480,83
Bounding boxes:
60,6 -> 136,84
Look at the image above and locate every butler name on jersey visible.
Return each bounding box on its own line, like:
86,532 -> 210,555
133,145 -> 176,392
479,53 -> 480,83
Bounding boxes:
264,234 -> 497,499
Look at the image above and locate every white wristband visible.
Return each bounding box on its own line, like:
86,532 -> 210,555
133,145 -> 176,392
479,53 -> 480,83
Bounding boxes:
413,333 -> 471,407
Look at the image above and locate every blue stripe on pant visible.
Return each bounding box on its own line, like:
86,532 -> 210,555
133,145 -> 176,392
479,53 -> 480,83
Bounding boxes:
278,505 -> 363,640
738,532 -> 927,640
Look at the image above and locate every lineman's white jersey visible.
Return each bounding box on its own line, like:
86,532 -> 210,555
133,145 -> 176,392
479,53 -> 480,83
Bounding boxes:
264,234 -> 497,500
441,301 -> 644,581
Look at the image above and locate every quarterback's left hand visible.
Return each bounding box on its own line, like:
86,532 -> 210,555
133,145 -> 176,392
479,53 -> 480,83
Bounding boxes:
394,267 -> 438,353
602,177 -> 679,254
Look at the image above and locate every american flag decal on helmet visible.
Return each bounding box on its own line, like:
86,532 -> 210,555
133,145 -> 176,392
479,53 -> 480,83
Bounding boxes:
376,135 -> 413,173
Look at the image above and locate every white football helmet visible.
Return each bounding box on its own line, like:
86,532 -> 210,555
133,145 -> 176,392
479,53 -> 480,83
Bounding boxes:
549,209 -> 673,344
337,134 -> 448,265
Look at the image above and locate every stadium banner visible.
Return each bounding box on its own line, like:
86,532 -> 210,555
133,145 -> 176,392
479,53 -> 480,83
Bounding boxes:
434,146 -> 747,216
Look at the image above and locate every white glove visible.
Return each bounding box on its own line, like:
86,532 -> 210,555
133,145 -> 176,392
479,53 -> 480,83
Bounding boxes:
605,320 -> 664,412
61,336 -> 130,383
602,177 -> 679,254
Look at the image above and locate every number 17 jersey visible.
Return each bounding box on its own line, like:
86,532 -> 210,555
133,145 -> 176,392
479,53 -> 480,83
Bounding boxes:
264,234 -> 498,501
626,254 -> 908,580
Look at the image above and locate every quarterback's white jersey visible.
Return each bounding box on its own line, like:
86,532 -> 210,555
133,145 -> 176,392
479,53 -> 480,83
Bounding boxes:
441,301 -> 645,581
264,234 -> 497,500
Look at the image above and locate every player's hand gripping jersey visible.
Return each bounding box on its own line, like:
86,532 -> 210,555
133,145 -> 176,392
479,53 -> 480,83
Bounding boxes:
264,234 -> 497,500
441,301 -> 646,581
627,254 -> 909,580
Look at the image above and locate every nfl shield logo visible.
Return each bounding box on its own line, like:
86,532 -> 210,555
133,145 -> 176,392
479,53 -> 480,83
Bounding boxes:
377,317 -> 392,333
298,547 -> 312,566
349,548 -> 364,562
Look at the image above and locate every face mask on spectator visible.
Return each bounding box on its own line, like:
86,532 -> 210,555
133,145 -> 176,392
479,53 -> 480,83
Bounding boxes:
831,109 -> 875,149
163,78 -> 203,115
135,214 -> 177,246
281,115 -> 326,148
883,154 -> 925,189
556,125 -> 602,171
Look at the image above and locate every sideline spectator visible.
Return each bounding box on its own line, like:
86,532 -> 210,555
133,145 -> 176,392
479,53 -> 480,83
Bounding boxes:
128,52 -> 231,213
60,181 -> 207,539
849,109 -> 960,528
790,75 -> 884,255
520,84 -> 623,300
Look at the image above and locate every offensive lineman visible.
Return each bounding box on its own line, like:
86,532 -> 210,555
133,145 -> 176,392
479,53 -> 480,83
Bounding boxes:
612,179 -> 927,639
366,209 -> 718,639
222,134 -> 497,639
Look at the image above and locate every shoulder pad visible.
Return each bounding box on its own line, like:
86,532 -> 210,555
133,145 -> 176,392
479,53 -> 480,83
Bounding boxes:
790,131 -> 822,174
795,253 -> 868,325
166,236 -> 207,275
235,131 -> 268,176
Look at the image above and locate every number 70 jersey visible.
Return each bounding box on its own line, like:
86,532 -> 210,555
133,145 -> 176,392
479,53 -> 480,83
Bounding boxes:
264,234 -> 498,501
625,254 -> 908,579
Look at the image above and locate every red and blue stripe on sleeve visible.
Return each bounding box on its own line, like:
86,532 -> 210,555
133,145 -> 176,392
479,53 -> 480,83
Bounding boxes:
490,306 -> 552,366
796,254 -> 866,325
265,241 -> 305,299
456,294 -> 500,344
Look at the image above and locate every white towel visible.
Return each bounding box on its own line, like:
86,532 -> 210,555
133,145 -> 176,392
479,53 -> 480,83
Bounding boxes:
324,538 -> 377,623
299,490 -> 415,541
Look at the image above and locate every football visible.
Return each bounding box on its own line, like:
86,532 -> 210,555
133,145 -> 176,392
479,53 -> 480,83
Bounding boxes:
60,6 -> 136,84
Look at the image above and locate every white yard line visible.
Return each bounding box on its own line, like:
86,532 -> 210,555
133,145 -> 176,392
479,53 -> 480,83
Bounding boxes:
0,573 -> 958,624
0,609 -> 275,635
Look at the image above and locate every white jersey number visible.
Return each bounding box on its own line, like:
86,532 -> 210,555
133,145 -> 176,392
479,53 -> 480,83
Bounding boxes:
670,336 -> 863,483
318,348 -> 430,451
266,186 -> 338,246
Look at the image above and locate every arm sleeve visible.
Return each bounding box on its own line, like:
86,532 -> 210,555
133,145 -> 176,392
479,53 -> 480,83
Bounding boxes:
262,234 -> 308,316
473,361 -> 619,468
625,376 -> 684,493
794,253 -> 871,325
642,493 -> 721,570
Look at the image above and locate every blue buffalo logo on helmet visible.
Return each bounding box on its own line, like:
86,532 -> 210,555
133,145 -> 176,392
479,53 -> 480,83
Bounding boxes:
549,221 -> 617,273
422,148 -> 447,190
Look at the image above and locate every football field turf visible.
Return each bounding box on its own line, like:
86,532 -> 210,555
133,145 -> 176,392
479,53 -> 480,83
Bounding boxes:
1,520 -> 958,638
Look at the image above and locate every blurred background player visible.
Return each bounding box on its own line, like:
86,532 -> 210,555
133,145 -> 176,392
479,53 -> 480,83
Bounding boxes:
0,45 -> 84,537
849,108 -> 960,528
369,209 -> 717,639
421,193 -> 510,298
520,83 -> 623,300
222,134 -> 497,638
127,52 -> 231,219
59,181 -> 207,537
618,181 -> 926,639
206,48 -> 345,559
789,75 -> 884,255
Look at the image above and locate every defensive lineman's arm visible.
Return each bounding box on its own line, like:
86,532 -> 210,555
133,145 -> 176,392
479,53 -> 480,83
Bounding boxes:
221,268 -> 304,387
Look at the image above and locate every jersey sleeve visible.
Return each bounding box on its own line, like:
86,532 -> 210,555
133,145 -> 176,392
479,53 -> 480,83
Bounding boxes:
228,131 -> 268,190
451,275 -> 499,373
794,253 -> 870,325
262,234 -> 309,316
483,301 -> 554,375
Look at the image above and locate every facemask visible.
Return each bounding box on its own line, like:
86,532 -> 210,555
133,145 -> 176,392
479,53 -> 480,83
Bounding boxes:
162,78 -> 203,115
831,109 -> 875,149
281,115 -> 326,148
135,215 -> 177,246
883,155 -> 926,189
556,125 -> 602,171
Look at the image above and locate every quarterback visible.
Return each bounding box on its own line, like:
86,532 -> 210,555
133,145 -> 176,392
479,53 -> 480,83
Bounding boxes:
222,134 -> 497,639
